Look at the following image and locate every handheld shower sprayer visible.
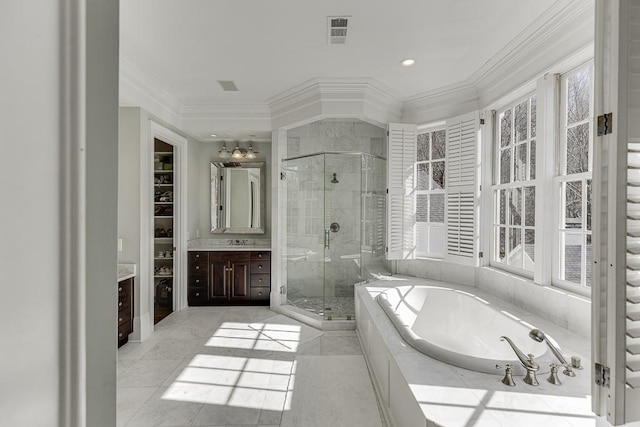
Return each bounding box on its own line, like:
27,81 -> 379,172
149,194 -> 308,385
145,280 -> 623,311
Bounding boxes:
528,328 -> 575,377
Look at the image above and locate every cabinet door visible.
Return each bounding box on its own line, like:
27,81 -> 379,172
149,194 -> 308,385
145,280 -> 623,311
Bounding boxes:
209,260 -> 228,301
230,260 -> 251,301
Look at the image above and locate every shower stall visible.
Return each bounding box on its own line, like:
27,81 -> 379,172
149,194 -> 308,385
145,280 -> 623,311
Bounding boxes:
282,152 -> 387,321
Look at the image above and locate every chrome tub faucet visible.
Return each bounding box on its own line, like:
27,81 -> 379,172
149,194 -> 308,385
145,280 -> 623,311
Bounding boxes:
500,336 -> 540,385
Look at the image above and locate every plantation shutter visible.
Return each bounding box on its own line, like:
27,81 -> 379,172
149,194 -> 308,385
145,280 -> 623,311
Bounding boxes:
386,123 -> 417,260
445,111 -> 480,265
593,1 -> 640,424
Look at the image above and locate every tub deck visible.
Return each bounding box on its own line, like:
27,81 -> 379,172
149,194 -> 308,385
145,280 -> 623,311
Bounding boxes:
356,276 -> 593,427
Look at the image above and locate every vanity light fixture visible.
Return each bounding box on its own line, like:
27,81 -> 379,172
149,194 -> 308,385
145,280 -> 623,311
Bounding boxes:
401,58 -> 416,67
246,143 -> 258,159
231,144 -> 246,159
218,142 -> 230,159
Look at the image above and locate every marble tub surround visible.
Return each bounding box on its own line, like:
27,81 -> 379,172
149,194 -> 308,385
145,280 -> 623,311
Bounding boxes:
118,263 -> 137,281
117,306 -> 384,427
356,276 -> 593,427
188,238 -> 271,251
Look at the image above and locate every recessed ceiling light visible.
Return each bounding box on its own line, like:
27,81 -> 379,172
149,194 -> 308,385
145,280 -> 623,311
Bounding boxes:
210,134 -> 218,137
401,58 -> 416,67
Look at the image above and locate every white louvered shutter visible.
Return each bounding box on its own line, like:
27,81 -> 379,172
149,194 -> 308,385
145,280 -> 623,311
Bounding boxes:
445,112 -> 480,265
386,123 -> 417,260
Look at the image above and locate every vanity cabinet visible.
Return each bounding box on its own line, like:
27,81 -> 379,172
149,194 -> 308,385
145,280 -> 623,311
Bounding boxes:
118,277 -> 134,347
188,250 -> 270,306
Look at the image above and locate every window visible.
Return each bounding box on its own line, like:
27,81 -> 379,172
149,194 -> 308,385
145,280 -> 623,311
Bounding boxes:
492,95 -> 537,274
554,65 -> 593,289
416,128 -> 446,257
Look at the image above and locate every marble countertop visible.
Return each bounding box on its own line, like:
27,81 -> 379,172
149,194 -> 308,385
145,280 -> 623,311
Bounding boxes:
188,238 -> 271,251
117,263 -> 136,282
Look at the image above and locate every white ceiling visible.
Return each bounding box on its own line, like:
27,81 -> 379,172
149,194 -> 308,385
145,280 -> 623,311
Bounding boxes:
120,0 -> 568,139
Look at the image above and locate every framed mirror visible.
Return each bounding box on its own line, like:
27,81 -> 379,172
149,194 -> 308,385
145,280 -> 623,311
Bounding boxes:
211,161 -> 265,234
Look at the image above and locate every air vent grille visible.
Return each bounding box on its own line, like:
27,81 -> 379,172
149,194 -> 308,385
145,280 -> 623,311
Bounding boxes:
328,16 -> 349,45
217,80 -> 238,92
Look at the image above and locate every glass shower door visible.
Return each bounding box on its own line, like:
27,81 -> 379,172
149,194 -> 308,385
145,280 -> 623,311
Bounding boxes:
284,154 -> 326,316
323,154 -> 362,320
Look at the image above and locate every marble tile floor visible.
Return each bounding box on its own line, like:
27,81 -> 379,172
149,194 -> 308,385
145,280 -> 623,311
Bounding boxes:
118,306 -> 385,427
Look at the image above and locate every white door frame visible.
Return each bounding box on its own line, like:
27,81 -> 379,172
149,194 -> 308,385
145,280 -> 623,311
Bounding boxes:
141,121 -> 188,336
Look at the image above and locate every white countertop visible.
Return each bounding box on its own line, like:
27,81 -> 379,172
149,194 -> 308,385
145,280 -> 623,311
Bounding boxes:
117,263 -> 136,282
187,238 -> 271,251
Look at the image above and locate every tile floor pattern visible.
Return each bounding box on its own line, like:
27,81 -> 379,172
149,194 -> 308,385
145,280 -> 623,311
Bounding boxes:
118,307 -> 385,427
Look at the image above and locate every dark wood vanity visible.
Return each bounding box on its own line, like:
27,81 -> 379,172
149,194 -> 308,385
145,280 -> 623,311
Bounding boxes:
188,250 -> 270,306
118,277 -> 134,347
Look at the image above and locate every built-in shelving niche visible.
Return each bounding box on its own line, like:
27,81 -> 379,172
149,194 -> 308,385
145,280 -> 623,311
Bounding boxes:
153,138 -> 175,323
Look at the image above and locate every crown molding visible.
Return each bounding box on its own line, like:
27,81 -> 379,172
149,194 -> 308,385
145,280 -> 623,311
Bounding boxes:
473,0 -> 594,105
401,0 -> 594,123
119,57 -> 184,129
401,82 -> 479,124
267,77 -> 403,129
181,104 -> 271,120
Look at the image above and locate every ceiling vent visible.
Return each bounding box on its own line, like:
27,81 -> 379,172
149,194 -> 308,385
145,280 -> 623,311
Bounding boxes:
217,80 -> 238,91
328,16 -> 349,45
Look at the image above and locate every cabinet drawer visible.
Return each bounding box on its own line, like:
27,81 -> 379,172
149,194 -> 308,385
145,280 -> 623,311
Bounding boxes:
251,260 -> 270,274
118,322 -> 132,341
118,296 -> 131,312
250,273 -> 270,288
117,310 -> 131,326
210,251 -> 251,262
118,280 -> 131,298
250,251 -> 271,261
189,260 -> 209,274
251,287 -> 270,301
189,251 -> 208,263
188,288 -> 208,305
189,276 -> 207,287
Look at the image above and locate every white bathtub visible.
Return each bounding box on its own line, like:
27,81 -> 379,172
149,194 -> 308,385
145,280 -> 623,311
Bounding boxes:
377,285 -> 553,374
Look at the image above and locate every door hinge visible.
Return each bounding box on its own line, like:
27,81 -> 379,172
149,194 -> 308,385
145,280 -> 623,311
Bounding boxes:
387,130 -> 389,136
597,113 -> 613,136
595,363 -> 610,388
280,172 -> 286,180
479,251 -> 483,258
480,118 -> 485,125
220,175 -> 224,181
385,246 -> 388,253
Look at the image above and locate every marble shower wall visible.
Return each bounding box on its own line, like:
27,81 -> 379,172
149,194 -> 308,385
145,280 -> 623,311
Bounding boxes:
287,118 -> 386,158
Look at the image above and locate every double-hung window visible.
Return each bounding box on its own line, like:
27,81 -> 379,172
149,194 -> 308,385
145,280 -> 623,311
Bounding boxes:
492,95 -> 537,275
416,128 -> 446,257
554,64 -> 593,290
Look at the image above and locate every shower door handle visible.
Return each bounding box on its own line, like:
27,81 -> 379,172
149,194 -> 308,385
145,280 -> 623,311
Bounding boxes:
324,229 -> 330,249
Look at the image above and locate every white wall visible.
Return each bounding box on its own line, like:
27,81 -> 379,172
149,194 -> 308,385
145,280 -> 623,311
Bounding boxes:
2,1 -> 119,426
118,108 -> 142,264
1,2 -> 63,424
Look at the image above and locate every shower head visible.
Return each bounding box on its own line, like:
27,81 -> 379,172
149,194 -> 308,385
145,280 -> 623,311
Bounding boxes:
331,173 -> 339,184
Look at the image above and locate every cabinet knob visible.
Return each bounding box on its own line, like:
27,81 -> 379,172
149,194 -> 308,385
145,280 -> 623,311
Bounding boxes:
195,254 -> 200,258
195,292 -> 200,296
118,287 -> 122,292
258,265 -> 262,269
119,317 -> 123,322
258,278 -> 262,283
258,291 -> 263,295
195,279 -> 200,284
119,333 -> 123,338
258,253 -> 262,258
195,266 -> 200,270
118,302 -> 123,307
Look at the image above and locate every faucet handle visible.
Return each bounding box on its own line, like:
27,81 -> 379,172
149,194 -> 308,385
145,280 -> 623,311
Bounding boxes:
496,364 -> 516,387
547,363 -> 562,385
